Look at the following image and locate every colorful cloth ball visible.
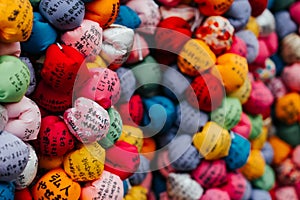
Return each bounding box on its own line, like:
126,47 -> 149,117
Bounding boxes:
178,39 -> 216,77
104,141 -> 140,180
167,173 -> 203,200
193,121 -> 231,160
76,68 -> 121,109
195,16 -> 234,55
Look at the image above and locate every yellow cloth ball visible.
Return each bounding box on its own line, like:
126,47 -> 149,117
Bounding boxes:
178,39 -> 216,77
215,53 -> 248,93
86,56 -> 108,69
0,0 -> 33,42
63,142 -> 106,181
193,121 -> 231,160
228,75 -> 252,104
85,0 -> 120,28
118,125 -> 144,152
245,16 -> 260,37
251,126 -> 268,150
275,92 -> 300,125
240,149 -> 266,180
124,186 -> 148,200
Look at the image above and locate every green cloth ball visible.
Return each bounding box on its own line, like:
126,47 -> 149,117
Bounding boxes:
0,56 -> 30,103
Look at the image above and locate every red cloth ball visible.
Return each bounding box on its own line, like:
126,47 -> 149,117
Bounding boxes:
152,50 -> 178,66
156,17 -> 192,53
104,141 -> 140,180
41,44 -> 85,93
249,0 -> 268,17
33,115 -> 76,157
117,94 -> 144,126
154,17 -> 192,65
185,73 -> 225,112
195,0 -> 233,16
32,80 -> 72,113
269,182 -> 278,200
14,188 -> 32,200
109,63 -> 122,71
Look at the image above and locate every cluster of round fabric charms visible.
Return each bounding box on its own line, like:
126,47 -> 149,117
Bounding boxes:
0,0 -> 300,199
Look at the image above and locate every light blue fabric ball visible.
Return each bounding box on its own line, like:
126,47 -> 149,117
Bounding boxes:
224,132 -> 251,170
115,5 -> 141,29
275,11 -> 298,40
261,142 -> 274,165
168,134 -> 201,171
224,0 -> 252,31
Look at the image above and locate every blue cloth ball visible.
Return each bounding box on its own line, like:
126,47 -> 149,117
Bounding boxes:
142,96 -> 176,135
154,125 -> 177,149
261,142 -> 274,165
39,0 -> 85,30
152,171 -> 167,200
251,189 -> 272,200
123,180 -> 129,196
275,11 -> 298,40
168,134 -> 201,171
224,132 -> 251,170
115,5 -> 141,29
236,30 -> 259,63
162,65 -> 192,101
175,100 -> 208,135
270,53 -> 286,75
224,0 -> 252,31
21,12 -> 57,55
0,182 -> 15,200
20,57 -> 37,96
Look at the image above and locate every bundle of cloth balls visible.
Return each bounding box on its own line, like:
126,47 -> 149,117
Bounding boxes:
1,0 -> 300,199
